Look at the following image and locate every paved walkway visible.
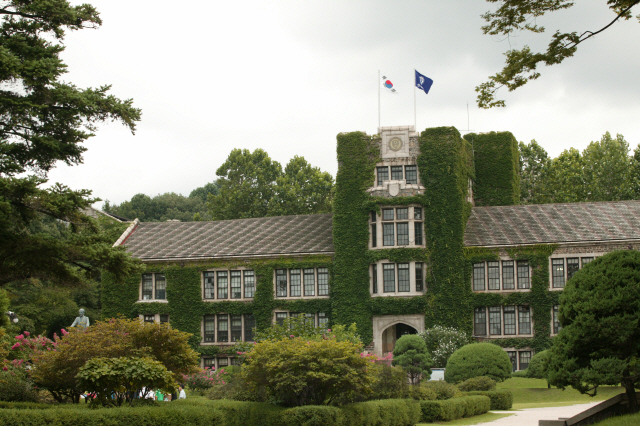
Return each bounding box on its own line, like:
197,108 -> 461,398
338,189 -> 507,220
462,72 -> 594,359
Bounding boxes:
475,402 -> 602,425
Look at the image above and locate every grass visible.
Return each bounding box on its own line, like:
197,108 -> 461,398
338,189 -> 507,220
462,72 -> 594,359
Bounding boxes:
593,411 -> 640,426
422,412 -> 515,425
496,377 -> 625,409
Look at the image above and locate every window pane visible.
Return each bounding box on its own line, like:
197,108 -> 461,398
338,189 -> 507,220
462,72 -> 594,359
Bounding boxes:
304,313 -> 315,327
396,208 -> 408,220
304,268 -> 315,296
383,223 -> 395,246
519,351 -> 532,370
517,261 -> 530,289
290,269 -> 301,297
218,358 -> 228,367
371,224 -> 377,247
489,306 -> 501,335
552,259 -> 565,288
415,263 -> 424,292
504,306 -> 516,335
318,267 -> 329,295
142,274 -> 153,300
518,306 -> 531,334
414,222 -> 423,245
204,315 -> 215,342
160,314 -> 169,324
397,223 -> 409,245
276,269 -> 287,297
370,211 -> 376,222
398,263 -> 410,292
144,315 -> 155,323
154,274 -> 166,300
382,208 -> 394,221
391,166 -> 403,180
318,312 -> 329,329
275,312 -> 287,326
553,305 -> 560,334
474,308 -> 486,336
230,271 -> 242,299
217,314 -> 228,342
488,261 -> 500,290
502,261 -> 514,290
217,271 -> 228,299
507,351 -> 517,372
230,315 -> 242,342
566,258 -> 579,280
372,265 -> 378,294
204,272 -> 215,299
581,257 -> 594,266
383,264 -> 395,293
244,270 -> 255,298
405,165 -> 417,184
203,358 -> 215,369
377,167 -> 388,186
414,207 -> 422,220
244,314 -> 255,342
473,263 -> 485,291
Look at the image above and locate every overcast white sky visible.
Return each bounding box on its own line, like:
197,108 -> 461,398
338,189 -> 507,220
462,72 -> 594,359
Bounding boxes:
44,0 -> 640,207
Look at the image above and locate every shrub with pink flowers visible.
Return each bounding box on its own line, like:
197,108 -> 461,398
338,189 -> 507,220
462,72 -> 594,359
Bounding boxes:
182,367 -> 225,394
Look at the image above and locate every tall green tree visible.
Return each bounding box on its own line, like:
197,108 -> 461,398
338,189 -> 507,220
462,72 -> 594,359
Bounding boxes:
477,1 -> 640,108
542,147 -> 586,203
0,0 -> 143,287
519,140 -> 551,205
582,132 -> 634,201
104,191 -> 210,222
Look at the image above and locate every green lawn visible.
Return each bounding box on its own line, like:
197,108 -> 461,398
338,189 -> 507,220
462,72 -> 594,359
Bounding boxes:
593,411 -> 640,426
418,412 -> 515,425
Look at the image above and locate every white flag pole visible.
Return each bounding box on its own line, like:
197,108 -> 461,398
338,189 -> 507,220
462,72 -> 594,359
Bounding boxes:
378,70 -> 381,129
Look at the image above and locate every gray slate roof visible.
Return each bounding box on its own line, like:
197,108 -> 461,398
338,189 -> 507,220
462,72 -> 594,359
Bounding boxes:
120,213 -> 334,260
464,200 -> 640,247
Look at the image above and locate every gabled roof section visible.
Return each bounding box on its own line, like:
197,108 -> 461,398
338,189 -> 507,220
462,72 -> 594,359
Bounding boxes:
464,200 -> 640,247
119,213 -> 334,261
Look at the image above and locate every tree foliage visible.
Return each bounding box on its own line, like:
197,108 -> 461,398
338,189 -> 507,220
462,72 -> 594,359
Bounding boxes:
477,0 -> 640,108
104,190 -> 213,222
444,343 -> 512,384
0,0 -> 143,287
392,334 -> 432,385
547,250 -> 640,413
419,326 -> 471,368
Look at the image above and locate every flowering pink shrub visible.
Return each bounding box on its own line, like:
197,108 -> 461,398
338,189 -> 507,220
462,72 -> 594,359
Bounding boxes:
181,367 -> 226,392
7,333 -> 56,370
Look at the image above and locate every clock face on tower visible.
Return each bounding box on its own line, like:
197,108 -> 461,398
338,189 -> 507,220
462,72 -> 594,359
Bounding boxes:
388,137 -> 403,152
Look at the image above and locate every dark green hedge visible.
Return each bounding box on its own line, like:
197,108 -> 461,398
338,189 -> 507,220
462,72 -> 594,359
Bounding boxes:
420,395 -> 490,422
465,390 -> 513,410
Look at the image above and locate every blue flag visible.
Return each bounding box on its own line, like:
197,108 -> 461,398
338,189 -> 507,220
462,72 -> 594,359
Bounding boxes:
415,70 -> 433,94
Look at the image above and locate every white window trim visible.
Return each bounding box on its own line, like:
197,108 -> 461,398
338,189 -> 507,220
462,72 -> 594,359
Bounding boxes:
548,253 -> 601,291
200,313 -> 256,346
471,257 -> 531,293
272,310 -> 329,329
472,305 -> 534,338
370,206 -> 425,250
370,260 -> 426,297
138,313 -> 169,324
504,348 -> 534,371
138,273 -> 168,302
369,161 -> 425,192
272,268 -> 331,300
201,268 -> 256,301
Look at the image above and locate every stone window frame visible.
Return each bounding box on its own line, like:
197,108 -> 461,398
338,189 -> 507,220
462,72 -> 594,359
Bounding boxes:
551,304 -> 561,335
200,356 -> 242,370
548,254 -> 598,291
272,310 -> 329,329
373,161 -> 423,190
370,206 -> 425,250
370,260 -> 426,297
200,313 -> 256,345
138,313 -> 169,324
505,349 -> 534,371
201,268 -> 255,301
472,305 -> 534,338
138,273 -> 168,302
471,259 -> 531,293
273,268 -> 330,300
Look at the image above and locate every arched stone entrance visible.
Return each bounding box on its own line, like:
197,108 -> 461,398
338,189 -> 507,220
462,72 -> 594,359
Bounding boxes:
372,314 -> 425,358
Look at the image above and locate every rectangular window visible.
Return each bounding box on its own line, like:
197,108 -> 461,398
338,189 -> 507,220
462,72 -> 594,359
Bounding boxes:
474,308 -> 486,336
552,259 -> 565,288
517,261 -> 530,289
318,312 -> 329,329
383,223 -> 395,246
414,207 -> 422,220
383,264 -> 395,293
567,258 -> 579,280
218,358 -> 229,367
391,166 -> 403,180
244,270 -> 255,298
230,271 -> 242,299
203,358 -> 215,369
275,312 -> 287,326
382,208 -> 394,221
518,306 -> 531,334
581,257 -> 594,266
487,261 -> 500,290
142,274 -> 153,300
504,306 -> 516,335
217,271 -> 228,299
519,351 -> 532,370
371,224 -> 377,247
397,223 -> 409,245
553,305 -> 560,334
489,306 -> 502,335
144,314 -> 155,323
396,208 -> 408,220
204,272 -> 215,299
155,274 -> 166,300
244,314 -> 255,342
318,268 -> 329,296
397,263 -> 410,292
304,313 -> 315,327
370,211 -> 376,222
473,263 -> 485,291
507,351 -> 517,372
290,269 -> 301,297
276,269 -> 287,297
160,314 -> 169,324
217,314 -> 228,342
414,222 -> 423,245
204,315 -> 215,342
377,166 -> 388,186
415,263 -> 424,292
230,315 -> 242,342
502,261 -> 515,290
303,268 -> 315,296
405,165 -> 417,184
372,265 -> 378,294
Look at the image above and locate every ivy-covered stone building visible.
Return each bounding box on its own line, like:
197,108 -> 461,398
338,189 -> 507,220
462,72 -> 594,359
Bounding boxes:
104,125 -> 640,372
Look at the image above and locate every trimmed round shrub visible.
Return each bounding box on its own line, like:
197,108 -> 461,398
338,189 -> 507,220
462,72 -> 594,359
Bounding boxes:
458,376 -> 496,392
444,343 -> 512,383
421,380 -> 458,400
526,350 -> 550,379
